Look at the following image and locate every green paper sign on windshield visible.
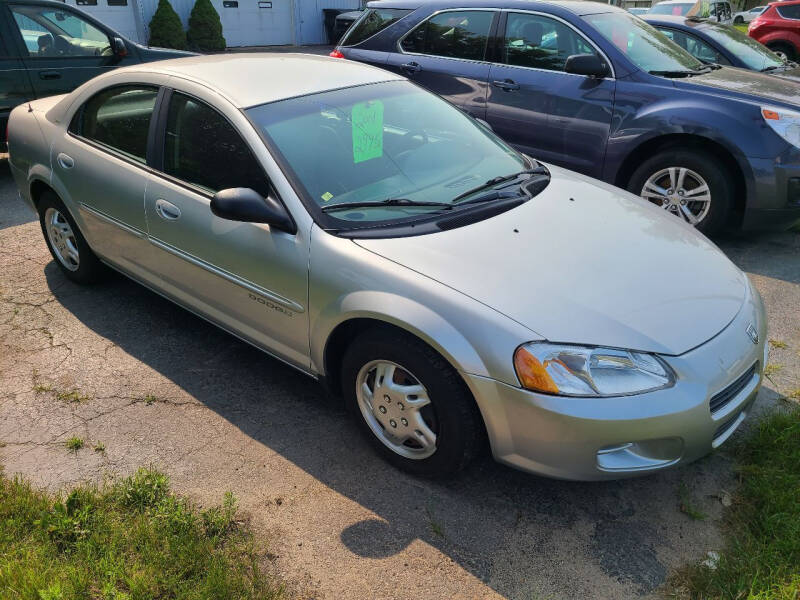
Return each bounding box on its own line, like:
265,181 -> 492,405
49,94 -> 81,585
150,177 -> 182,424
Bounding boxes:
351,101 -> 383,164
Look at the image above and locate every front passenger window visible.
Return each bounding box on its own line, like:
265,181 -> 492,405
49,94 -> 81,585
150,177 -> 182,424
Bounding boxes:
164,93 -> 269,196
503,13 -> 599,72
73,85 -> 158,163
401,10 -> 494,61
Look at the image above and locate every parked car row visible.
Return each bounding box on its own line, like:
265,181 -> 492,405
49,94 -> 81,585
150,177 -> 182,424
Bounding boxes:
7,52 -> 768,480
332,0 -> 800,234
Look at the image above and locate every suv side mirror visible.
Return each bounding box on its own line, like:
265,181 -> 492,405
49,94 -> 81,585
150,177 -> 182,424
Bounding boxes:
211,187 -> 296,233
112,37 -> 128,57
564,54 -> 610,78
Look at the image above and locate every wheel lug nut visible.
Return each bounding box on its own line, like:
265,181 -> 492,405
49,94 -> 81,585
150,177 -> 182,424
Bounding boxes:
389,419 -> 397,428
681,199 -> 687,205
379,406 -> 387,414
401,418 -> 408,426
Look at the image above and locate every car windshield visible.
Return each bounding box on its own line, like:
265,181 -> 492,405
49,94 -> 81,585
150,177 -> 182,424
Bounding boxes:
248,81 -> 527,225
700,21 -> 784,70
648,2 -> 696,15
585,11 -> 704,73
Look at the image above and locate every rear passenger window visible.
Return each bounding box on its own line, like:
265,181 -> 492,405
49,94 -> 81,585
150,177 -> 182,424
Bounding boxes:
502,13 -> 598,72
341,8 -> 411,47
73,85 -> 158,163
401,10 -> 494,61
163,92 -> 268,196
777,4 -> 800,18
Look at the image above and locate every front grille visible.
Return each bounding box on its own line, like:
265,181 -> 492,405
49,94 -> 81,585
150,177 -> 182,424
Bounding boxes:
709,362 -> 758,414
714,413 -> 741,440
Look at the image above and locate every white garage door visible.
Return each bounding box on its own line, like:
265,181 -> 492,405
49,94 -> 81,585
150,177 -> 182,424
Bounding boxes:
214,0 -> 293,47
67,0 -> 141,43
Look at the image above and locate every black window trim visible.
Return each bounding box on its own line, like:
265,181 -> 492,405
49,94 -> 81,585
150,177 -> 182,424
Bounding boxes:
339,7 -> 415,48
397,7 -> 501,64
496,9 -> 616,79
67,83 -> 163,170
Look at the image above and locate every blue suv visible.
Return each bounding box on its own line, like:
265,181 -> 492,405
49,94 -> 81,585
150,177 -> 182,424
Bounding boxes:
333,0 -> 800,233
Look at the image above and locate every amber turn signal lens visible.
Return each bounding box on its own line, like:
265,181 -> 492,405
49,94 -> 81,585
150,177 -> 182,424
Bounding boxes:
513,347 -> 560,394
762,109 -> 780,120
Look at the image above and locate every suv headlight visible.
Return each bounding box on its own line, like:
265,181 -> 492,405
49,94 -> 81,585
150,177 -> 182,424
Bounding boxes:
762,107 -> 800,149
513,342 -> 675,397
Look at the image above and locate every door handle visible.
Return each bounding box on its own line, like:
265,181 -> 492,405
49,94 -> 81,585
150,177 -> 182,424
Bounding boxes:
39,70 -> 61,80
56,153 -> 74,169
155,198 -> 181,220
492,79 -> 520,91
401,61 -> 421,74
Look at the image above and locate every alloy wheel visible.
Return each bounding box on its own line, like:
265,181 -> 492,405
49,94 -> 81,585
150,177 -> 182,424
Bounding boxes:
356,360 -> 439,460
640,166 -> 711,226
44,208 -> 80,271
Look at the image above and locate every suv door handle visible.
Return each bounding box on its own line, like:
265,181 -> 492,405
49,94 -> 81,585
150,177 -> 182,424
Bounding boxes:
155,198 -> 181,220
492,79 -> 520,91
401,61 -> 421,74
39,70 -> 61,80
56,153 -> 74,169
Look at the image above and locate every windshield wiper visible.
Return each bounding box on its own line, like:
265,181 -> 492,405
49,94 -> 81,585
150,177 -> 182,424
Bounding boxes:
452,167 -> 548,203
649,65 -> 713,77
321,198 -> 453,213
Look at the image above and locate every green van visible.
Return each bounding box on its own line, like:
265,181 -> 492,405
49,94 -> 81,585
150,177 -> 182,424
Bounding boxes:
0,0 -> 191,145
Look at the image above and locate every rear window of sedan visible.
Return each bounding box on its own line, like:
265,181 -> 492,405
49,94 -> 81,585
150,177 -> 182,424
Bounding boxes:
340,8 -> 411,46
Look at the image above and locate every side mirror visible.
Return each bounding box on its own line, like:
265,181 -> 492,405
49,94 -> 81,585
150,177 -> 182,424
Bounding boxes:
564,54 -> 610,78
112,37 -> 128,57
210,187 -> 296,233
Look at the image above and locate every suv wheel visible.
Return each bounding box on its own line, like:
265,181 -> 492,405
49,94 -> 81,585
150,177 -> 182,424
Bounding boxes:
38,191 -> 107,284
627,149 -> 732,235
767,41 -> 796,61
341,328 -> 483,478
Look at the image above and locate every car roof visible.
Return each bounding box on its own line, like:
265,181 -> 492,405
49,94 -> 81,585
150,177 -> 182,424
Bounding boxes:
104,53 -> 404,108
368,0 -> 625,17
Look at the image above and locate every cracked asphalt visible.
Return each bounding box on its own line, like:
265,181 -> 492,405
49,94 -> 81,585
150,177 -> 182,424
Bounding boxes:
1,152 -> 799,599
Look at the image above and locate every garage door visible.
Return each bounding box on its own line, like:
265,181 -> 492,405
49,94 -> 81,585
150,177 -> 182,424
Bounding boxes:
214,0 -> 293,46
65,0 -> 141,43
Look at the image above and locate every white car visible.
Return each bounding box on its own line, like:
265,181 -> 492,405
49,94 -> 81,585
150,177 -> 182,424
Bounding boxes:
734,5 -> 766,24
6,54 -> 767,480
650,0 -> 734,23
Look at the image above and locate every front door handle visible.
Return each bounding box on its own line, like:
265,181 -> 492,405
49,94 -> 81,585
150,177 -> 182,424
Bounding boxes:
155,198 -> 181,221
56,153 -> 74,169
401,61 -> 421,74
492,79 -> 520,91
39,70 -> 61,80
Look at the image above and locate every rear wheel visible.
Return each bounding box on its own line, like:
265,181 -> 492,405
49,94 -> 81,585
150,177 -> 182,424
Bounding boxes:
734,15 -> 744,24
767,41 -> 796,62
341,328 -> 483,478
38,191 -> 107,284
627,149 -> 733,235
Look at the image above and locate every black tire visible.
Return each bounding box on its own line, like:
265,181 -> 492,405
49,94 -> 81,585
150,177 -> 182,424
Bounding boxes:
38,191 -> 107,284
341,327 -> 483,478
627,149 -> 733,235
767,41 -> 796,62
734,16 -> 743,24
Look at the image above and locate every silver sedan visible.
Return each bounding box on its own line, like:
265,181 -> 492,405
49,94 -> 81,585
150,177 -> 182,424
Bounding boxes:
7,54 -> 766,480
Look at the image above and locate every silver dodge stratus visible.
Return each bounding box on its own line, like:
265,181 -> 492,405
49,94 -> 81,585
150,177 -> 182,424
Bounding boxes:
7,54 -> 767,480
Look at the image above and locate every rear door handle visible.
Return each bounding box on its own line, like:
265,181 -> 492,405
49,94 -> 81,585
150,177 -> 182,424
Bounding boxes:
56,153 -> 74,169
401,61 -> 421,74
492,79 -> 520,91
155,198 -> 181,220
39,70 -> 61,80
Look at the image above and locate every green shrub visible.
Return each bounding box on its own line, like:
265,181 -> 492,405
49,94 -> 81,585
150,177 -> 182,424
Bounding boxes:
115,467 -> 169,511
148,0 -> 187,50
187,0 -> 226,51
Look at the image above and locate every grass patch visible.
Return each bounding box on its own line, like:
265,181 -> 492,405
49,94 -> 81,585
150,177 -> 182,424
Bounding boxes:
65,437 -> 84,452
769,340 -> 788,349
674,407 -> 800,599
734,22 -> 748,33
93,441 -> 105,453
0,467 -> 283,599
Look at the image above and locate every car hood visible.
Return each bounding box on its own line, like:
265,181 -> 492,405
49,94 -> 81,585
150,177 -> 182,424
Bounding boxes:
674,65 -> 800,108
354,166 -> 747,356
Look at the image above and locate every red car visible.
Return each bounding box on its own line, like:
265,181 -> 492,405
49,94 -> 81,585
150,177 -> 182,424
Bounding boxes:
749,0 -> 800,61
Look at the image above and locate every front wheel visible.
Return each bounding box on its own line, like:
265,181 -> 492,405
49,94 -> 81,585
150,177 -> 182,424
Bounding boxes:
341,328 -> 483,478
734,16 -> 744,24
767,42 -> 796,62
627,150 -> 733,235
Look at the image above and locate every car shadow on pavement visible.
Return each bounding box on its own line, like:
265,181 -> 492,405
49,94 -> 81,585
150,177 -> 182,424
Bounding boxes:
40,260 -> 762,598
717,230 -> 800,285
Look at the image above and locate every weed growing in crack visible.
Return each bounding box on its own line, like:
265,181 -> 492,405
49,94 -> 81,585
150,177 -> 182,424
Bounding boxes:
143,394 -> 157,405
678,483 -> 707,521
56,390 -> 90,403
65,437 -> 84,452
768,339 -> 788,349
93,442 -> 105,453
33,384 -> 53,393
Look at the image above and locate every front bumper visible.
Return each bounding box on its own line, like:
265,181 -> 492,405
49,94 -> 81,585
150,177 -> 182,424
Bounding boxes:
744,154 -> 800,230
467,287 -> 767,481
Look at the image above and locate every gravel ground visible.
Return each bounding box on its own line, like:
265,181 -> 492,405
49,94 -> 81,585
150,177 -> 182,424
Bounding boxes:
1,152 -> 798,599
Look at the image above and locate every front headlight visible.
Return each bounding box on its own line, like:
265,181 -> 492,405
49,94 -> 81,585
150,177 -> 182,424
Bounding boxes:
761,107 -> 800,149
513,342 -> 675,397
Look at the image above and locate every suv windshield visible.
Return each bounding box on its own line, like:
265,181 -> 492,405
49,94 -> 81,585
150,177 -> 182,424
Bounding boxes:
585,11 -> 704,73
700,21 -> 785,70
248,81 -> 527,227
